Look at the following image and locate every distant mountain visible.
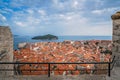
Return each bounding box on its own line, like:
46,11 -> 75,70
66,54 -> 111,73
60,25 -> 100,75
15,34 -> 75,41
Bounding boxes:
32,34 -> 58,40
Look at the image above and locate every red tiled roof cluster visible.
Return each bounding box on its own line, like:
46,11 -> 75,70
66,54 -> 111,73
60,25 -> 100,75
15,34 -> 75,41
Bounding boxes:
14,40 -> 112,75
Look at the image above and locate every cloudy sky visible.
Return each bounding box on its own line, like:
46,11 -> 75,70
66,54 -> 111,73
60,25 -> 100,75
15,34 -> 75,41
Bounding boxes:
0,0 -> 120,36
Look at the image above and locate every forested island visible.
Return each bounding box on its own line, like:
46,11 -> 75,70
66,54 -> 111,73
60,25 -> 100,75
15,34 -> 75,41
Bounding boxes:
32,34 -> 58,40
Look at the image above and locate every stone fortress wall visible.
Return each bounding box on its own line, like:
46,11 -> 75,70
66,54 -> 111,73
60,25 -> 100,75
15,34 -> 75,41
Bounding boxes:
0,26 -> 13,75
111,11 -> 120,66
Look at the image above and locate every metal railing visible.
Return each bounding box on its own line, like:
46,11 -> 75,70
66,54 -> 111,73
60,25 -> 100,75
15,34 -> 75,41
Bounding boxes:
0,56 -> 116,77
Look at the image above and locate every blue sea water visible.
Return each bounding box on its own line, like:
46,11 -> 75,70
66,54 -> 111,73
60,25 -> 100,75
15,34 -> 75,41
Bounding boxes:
14,36 -> 112,50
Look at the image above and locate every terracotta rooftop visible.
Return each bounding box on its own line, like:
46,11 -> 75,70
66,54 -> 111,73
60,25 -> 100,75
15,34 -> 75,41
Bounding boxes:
14,40 -> 112,75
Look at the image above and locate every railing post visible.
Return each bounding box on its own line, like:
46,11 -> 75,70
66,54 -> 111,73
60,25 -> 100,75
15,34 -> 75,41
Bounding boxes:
48,63 -> 50,77
108,63 -> 111,77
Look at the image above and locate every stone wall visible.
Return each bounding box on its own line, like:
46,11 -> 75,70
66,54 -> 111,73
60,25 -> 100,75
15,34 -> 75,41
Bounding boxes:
0,26 -> 13,75
111,11 -> 120,66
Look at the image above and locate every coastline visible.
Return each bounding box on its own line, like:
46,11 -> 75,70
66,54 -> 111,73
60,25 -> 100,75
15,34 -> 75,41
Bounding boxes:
14,36 -> 112,50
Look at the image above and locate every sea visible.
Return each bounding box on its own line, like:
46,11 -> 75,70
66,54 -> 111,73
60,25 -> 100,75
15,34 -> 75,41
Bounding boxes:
14,36 -> 112,50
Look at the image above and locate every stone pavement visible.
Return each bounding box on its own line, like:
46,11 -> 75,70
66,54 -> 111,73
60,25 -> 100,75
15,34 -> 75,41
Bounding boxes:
106,67 -> 120,80
0,75 -> 106,80
0,67 -> 120,80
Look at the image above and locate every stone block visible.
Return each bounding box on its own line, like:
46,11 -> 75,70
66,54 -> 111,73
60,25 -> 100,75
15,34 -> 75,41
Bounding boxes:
112,35 -> 119,41
113,30 -> 120,36
112,46 -> 118,52
113,19 -> 120,24
113,23 -> 120,30
0,26 -> 13,75
118,46 -> 120,53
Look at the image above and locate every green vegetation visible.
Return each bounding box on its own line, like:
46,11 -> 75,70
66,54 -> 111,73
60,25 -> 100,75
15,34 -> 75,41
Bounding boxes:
32,34 -> 58,40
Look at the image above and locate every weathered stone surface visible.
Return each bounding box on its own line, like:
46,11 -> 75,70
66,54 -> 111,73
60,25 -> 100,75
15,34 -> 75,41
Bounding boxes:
113,19 -> 120,25
0,26 -> 13,75
113,23 -> 120,30
111,11 -> 120,20
117,46 -> 120,53
112,35 -> 119,41
0,75 -> 106,80
113,30 -> 120,36
112,46 -> 118,52
112,11 -> 120,67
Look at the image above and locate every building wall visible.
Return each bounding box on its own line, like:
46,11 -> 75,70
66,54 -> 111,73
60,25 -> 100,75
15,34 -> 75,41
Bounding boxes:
0,26 -> 13,75
111,11 -> 120,66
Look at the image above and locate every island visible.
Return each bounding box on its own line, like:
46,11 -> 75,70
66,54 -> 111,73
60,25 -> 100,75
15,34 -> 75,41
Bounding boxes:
14,35 -> 19,37
32,34 -> 58,40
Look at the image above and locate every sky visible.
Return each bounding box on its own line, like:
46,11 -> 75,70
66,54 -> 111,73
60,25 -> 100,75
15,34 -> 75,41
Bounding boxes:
0,0 -> 120,36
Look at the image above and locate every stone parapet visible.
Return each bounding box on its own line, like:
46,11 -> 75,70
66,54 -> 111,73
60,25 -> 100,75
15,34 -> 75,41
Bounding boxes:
112,11 -> 120,66
0,26 -> 13,75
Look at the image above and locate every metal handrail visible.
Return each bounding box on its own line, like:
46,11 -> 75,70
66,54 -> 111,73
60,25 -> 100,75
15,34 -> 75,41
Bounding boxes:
110,55 -> 116,70
0,56 -> 116,77
0,61 -> 111,64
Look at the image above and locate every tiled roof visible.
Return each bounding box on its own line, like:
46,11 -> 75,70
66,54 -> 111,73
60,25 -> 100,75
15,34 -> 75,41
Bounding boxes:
14,40 -> 112,75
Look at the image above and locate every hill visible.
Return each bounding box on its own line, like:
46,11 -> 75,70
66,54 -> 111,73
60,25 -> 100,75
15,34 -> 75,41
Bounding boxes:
32,34 -> 58,40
